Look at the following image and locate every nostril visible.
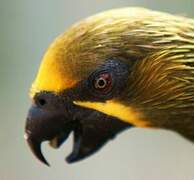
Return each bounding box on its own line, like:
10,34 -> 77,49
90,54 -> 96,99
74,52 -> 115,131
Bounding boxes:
37,98 -> 46,107
35,98 -> 47,107
33,92 -> 53,108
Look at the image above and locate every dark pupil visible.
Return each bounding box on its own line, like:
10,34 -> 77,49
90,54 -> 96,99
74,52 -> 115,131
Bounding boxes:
94,73 -> 112,91
94,77 -> 107,89
98,79 -> 105,87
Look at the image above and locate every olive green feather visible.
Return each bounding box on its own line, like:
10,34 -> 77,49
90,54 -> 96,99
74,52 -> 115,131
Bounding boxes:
39,7 -> 194,141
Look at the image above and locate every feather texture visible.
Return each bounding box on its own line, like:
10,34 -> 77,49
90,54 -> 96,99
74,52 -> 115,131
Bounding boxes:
31,7 -> 194,141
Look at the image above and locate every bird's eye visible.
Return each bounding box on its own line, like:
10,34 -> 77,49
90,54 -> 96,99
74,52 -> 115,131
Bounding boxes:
93,72 -> 112,92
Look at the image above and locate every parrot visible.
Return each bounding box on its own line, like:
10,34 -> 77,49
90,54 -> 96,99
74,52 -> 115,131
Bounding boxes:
25,7 -> 194,166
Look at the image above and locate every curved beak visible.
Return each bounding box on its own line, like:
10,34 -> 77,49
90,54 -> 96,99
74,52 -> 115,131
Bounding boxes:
25,104 -> 74,166
25,94 -> 131,165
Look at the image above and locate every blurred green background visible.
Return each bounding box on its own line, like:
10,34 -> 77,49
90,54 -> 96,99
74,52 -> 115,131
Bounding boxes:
1,0 -> 194,179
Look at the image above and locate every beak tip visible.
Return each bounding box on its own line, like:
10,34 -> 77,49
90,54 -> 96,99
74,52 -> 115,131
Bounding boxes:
36,152 -> 50,166
26,136 -> 50,166
65,156 -> 76,164
65,151 -> 80,164
41,159 -> 50,167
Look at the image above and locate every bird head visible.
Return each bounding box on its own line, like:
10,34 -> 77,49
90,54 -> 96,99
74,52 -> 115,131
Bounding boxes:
25,7 -> 194,165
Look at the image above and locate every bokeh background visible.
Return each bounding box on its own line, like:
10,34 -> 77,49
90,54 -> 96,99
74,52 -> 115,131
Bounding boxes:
1,0 -> 194,179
